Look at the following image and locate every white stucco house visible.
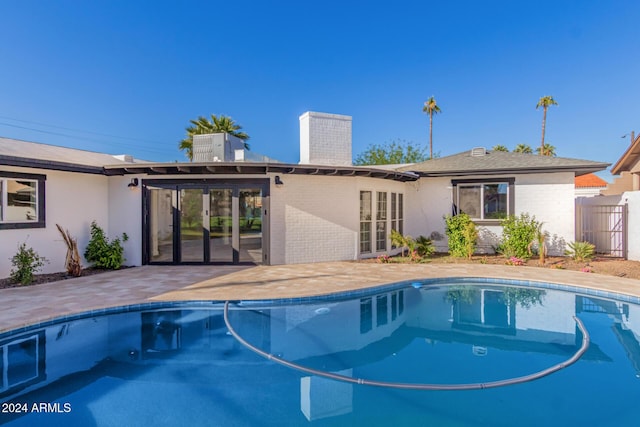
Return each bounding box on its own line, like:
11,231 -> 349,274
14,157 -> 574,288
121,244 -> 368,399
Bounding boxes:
0,112 -> 609,278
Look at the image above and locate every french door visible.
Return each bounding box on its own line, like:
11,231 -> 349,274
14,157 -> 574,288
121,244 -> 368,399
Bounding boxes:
143,180 -> 269,265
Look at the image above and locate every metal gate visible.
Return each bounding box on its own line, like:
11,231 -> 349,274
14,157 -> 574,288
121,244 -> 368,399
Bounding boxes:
575,203 -> 628,258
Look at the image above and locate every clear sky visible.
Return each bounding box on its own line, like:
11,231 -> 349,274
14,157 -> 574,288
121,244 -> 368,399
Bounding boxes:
1,1 -> 639,179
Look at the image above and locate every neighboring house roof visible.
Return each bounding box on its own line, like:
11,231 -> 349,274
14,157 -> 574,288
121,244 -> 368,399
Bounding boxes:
575,173 -> 607,188
397,149 -> 610,177
0,137 -> 140,174
611,133 -> 640,175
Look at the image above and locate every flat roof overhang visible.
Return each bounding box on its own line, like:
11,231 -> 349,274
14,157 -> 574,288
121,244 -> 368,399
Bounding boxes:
103,162 -> 420,182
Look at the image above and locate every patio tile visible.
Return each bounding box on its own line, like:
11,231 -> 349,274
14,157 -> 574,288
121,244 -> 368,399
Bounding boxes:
2,262 -> 640,333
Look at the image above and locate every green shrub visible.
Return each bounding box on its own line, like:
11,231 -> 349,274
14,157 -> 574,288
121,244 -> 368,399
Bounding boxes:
445,213 -> 477,258
10,243 -> 48,285
390,229 -> 410,256
84,221 -> 129,269
565,241 -> 595,262
415,236 -> 435,257
499,213 -> 540,260
391,230 -> 435,260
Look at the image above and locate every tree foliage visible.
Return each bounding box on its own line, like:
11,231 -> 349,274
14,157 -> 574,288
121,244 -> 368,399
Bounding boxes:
354,139 -> 429,165
536,143 -> 556,156
492,145 -> 509,152
422,96 -> 441,160
536,95 -> 558,155
514,143 -> 533,154
179,114 -> 250,161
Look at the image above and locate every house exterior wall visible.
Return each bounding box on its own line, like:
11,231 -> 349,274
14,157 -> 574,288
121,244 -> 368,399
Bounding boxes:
0,166 -> 110,278
405,172 -> 575,256
268,174 -> 406,264
108,175 -> 144,267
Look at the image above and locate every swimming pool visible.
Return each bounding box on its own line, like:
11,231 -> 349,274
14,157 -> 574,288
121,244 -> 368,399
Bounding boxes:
1,278 -> 640,426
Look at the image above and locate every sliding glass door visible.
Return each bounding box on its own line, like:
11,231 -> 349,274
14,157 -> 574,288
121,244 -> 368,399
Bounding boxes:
144,180 -> 268,265
209,189 -> 233,263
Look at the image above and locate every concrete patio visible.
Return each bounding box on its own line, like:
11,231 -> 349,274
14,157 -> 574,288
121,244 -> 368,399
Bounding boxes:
3,262 -> 640,333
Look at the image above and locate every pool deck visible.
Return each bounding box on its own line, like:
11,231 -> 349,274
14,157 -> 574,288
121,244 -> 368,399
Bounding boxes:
2,262 -> 640,332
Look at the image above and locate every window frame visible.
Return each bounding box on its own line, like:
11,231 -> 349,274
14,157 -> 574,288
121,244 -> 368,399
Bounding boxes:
0,171 -> 46,229
452,178 -> 514,224
375,191 -> 387,252
359,191 -> 372,253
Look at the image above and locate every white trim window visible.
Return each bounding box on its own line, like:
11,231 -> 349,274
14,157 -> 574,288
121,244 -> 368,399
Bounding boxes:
376,192 -> 387,251
0,172 -> 46,229
360,191 -> 372,253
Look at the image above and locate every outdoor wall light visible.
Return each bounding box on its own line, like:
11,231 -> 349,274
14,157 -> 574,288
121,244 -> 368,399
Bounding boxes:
274,176 -> 284,186
127,178 -> 139,188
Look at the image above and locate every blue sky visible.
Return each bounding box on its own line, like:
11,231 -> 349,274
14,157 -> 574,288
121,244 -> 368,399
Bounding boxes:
1,1 -> 639,179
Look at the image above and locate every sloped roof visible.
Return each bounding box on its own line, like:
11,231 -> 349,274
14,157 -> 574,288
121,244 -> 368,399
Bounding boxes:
575,173 -> 607,188
0,137 -> 140,174
397,149 -> 609,177
611,134 -> 640,175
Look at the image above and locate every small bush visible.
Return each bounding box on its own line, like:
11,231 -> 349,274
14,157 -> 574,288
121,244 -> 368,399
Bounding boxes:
415,236 -> 435,257
391,230 -> 435,260
10,243 -> 48,285
376,254 -> 390,263
84,221 -> 129,269
565,241 -> 595,262
499,213 -> 541,260
390,229 -> 410,256
505,256 -> 524,266
445,214 -> 477,258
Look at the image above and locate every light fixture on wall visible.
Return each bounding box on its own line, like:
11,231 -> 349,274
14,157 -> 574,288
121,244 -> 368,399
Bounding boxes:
127,178 -> 139,188
274,176 -> 284,187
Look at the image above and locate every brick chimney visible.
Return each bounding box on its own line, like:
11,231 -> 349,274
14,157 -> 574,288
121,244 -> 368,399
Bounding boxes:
299,112 -> 352,166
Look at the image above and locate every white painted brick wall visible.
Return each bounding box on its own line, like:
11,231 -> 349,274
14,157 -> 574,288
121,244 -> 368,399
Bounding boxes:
299,112 -> 352,166
269,174 -> 407,264
0,166 -> 110,278
406,172 -> 576,256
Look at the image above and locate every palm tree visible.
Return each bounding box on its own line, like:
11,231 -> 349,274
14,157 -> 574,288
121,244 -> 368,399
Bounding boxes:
536,96 -> 558,156
492,144 -> 509,152
179,114 -> 250,161
422,97 -> 441,159
536,143 -> 556,156
514,143 -> 533,154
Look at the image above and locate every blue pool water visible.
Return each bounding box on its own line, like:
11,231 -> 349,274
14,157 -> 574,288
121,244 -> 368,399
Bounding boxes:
1,278 -> 640,426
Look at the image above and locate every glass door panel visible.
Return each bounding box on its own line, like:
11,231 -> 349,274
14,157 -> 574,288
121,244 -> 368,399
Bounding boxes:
180,189 -> 204,262
149,187 -> 175,262
239,188 -> 262,263
209,189 -> 233,262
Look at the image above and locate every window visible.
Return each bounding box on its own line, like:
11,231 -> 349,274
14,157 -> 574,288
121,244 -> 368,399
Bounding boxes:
376,192 -> 387,251
360,297 -> 373,333
1,331 -> 46,393
360,191 -> 372,253
376,295 -> 388,326
453,179 -> 514,221
397,193 -> 404,235
0,172 -> 46,229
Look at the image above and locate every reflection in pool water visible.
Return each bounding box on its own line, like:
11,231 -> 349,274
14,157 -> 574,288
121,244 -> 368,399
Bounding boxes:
1,280 -> 640,426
